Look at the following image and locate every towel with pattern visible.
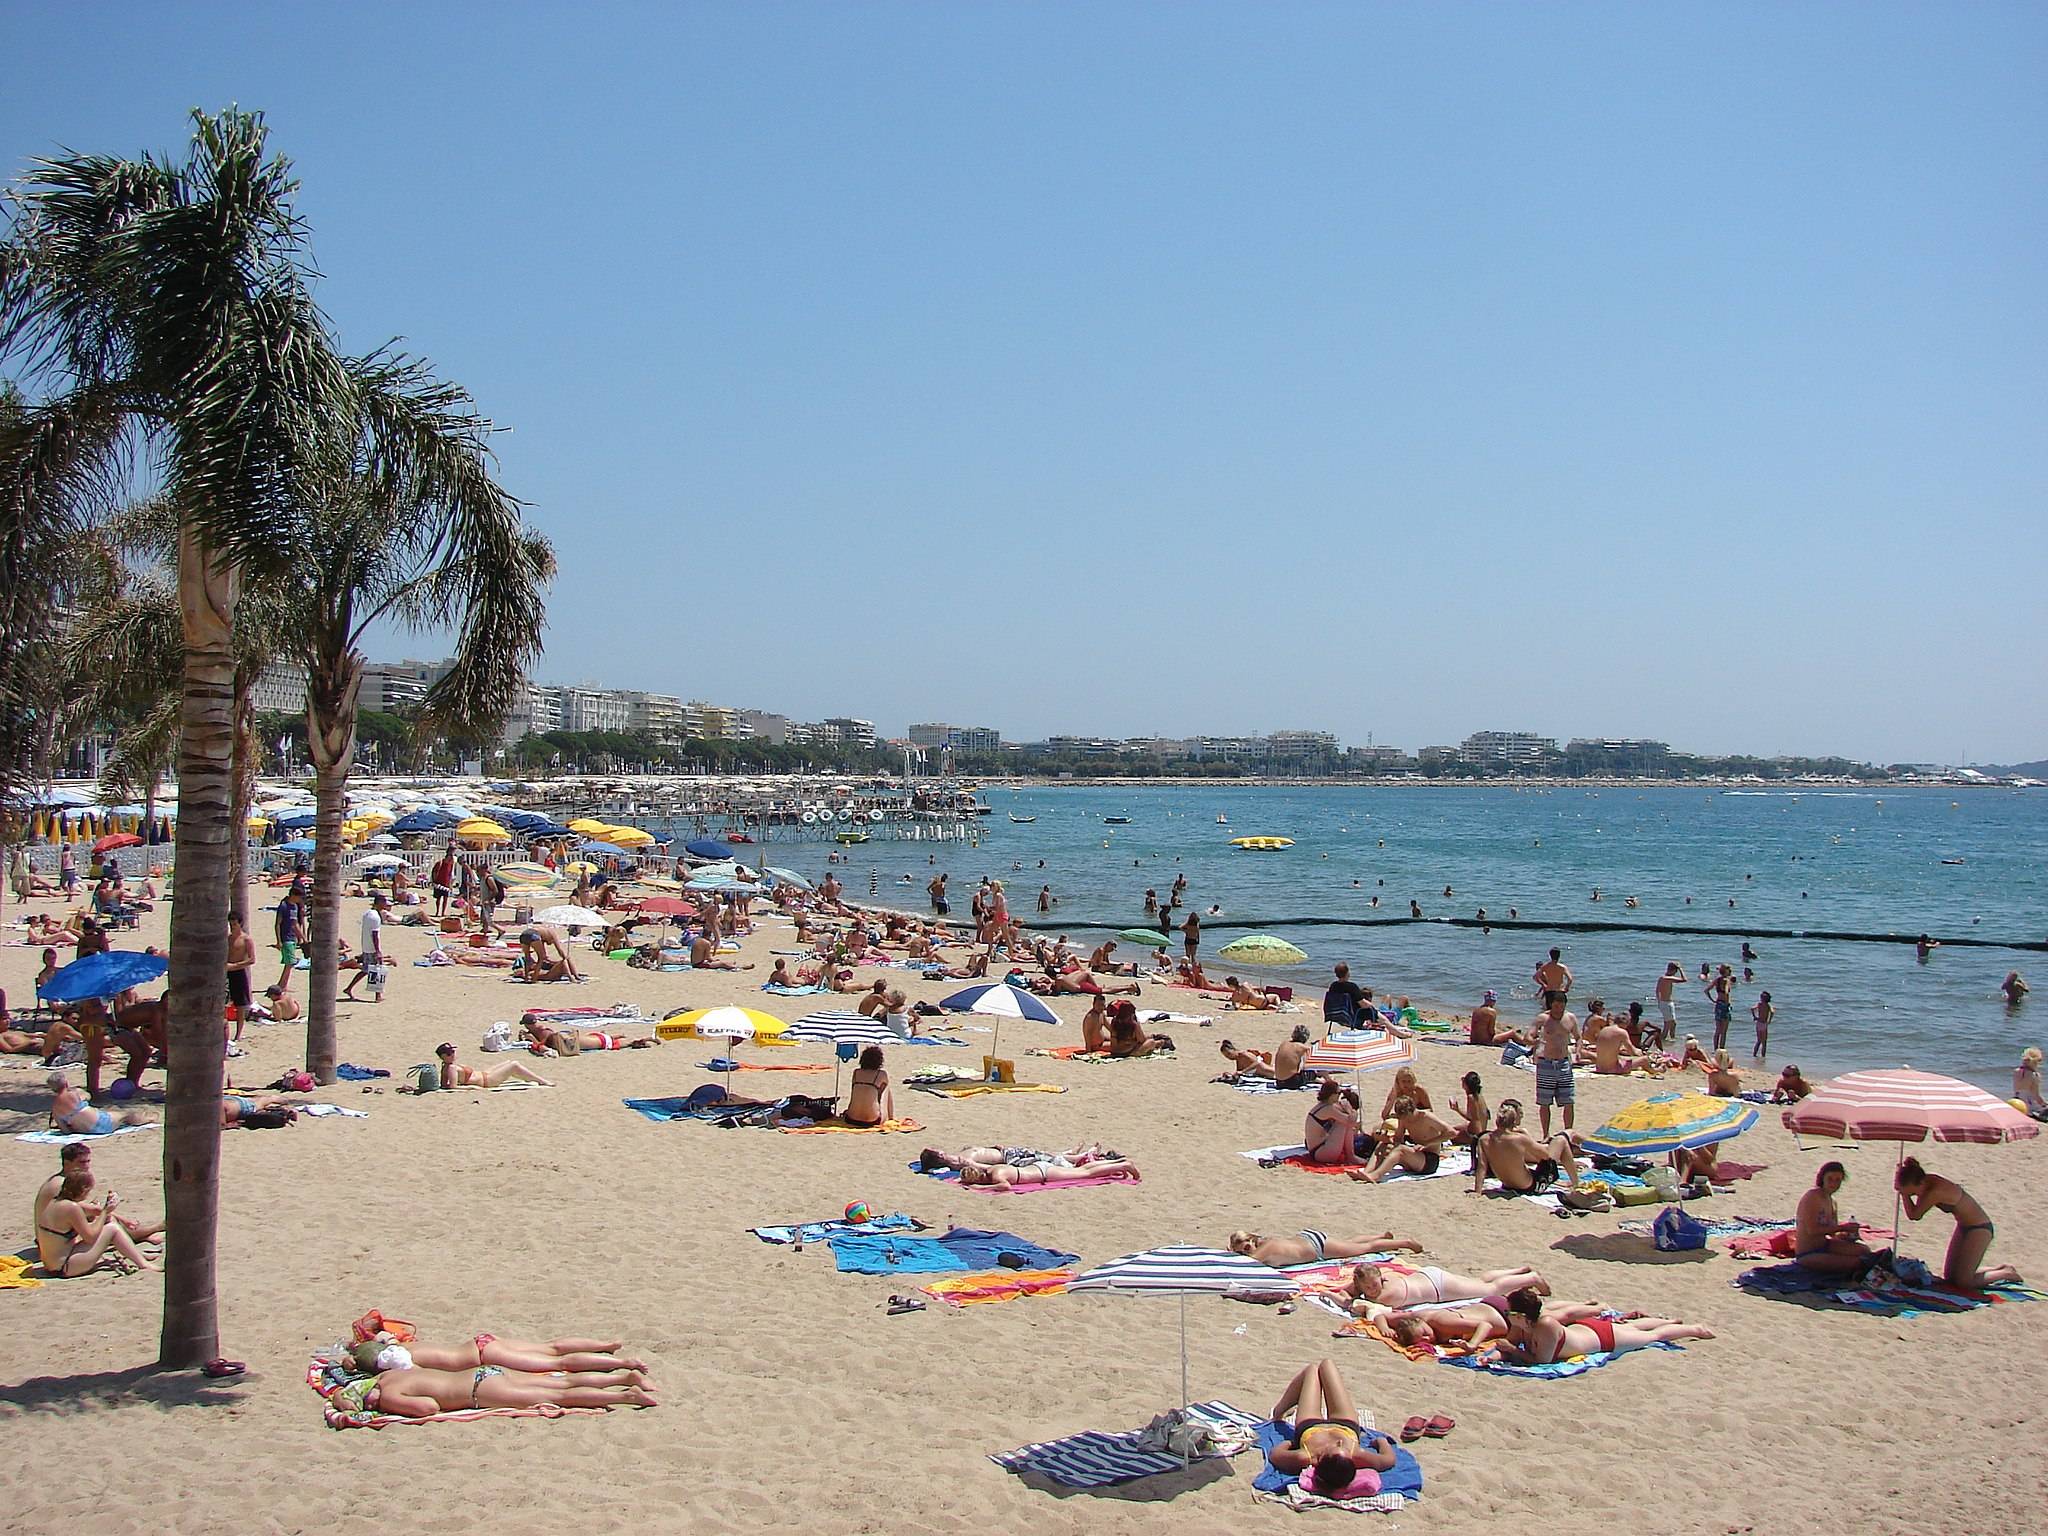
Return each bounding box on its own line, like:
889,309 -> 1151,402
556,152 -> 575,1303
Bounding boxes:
826,1227 -> 1078,1275
1733,1263 -> 2045,1317
779,1116 -> 925,1135
751,1212 -> 925,1245
991,1400 -> 1265,1488
919,1268 -> 1076,1306
1241,1144 -> 1474,1184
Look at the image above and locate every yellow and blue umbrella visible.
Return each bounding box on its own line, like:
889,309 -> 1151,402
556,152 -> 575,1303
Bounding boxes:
1581,1090 -> 1758,1157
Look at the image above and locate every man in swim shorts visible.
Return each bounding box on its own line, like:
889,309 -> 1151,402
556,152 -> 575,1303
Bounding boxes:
1532,991 -> 1579,1137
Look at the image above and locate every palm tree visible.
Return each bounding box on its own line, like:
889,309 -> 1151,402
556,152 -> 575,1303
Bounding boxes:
2,110 -> 366,1368
295,356 -> 551,1083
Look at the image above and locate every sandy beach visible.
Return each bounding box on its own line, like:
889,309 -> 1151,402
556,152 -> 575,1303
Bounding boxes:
3,886 -> 2041,1536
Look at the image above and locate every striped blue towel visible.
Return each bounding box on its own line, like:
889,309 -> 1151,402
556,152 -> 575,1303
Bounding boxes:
992,1401 -> 1265,1488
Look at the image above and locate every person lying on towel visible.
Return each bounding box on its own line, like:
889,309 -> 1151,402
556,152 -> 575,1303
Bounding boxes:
334,1364 -> 656,1417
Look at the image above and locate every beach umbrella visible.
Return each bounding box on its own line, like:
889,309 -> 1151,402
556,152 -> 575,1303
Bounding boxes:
785,1009 -> 898,1096
1301,1028 -> 1414,1094
563,860 -> 600,877
457,818 -> 511,843
763,867 -> 813,891
1581,1089 -> 1759,1158
92,832 -> 143,855
274,811 -> 317,830
1217,934 -> 1308,966
566,818 -> 612,835
1783,1068 -> 2040,1259
657,1005 -> 789,1044
578,840 -> 629,856
530,905 -> 614,930
1069,1246 -> 1300,1427
685,837 -> 734,860
43,949 -> 170,1002
638,896 -> 697,918
608,827 -> 656,848
365,833 -> 400,846
390,809 -> 453,834
940,981 -> 1058,1063
351,853 -> 406,870
279,837 -> 317,853
495,861 -> 559,887
670,1007 -> 774,1095
1115,927 -> 1172,949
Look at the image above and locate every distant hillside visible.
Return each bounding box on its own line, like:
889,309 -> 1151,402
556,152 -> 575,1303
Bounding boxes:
1981,760 -> 2048,777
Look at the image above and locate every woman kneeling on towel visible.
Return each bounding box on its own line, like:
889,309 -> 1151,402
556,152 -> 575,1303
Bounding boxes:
1895,1158 -> 2022,1290
1496,1288 -> 1714,1364
1268,1359 -> 1397,1498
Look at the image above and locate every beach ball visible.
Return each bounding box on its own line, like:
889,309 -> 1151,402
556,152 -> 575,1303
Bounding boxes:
108,1077 -> 138,1101
844,1200 -> 871,1224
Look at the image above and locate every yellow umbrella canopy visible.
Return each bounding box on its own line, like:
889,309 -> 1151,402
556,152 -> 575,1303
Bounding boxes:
654,1006 -> 790,1042
607,827 -> 655,848
567,818 -> 611,835
456,818 -> 510,843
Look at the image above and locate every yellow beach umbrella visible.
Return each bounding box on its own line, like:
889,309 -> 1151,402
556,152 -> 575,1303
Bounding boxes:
496,861 -> 558,887
607,827 -> 655,848
567,818 -> 611,835
655,1006 -> 790,1043
563,860 -> 600,876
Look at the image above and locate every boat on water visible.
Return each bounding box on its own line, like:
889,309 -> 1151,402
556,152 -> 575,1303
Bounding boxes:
1216,813 -> 1229,825
1229,835 -> 1295,850
1008,814 -> 1037,823
1104,815 -> 1132,825
834,830 -> 870,845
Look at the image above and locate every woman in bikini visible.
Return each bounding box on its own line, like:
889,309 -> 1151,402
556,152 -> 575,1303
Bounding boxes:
35,1169 -> 162,1277
1895,1157 -> 2021,1289
1228,1230 -> 1421,1266
1302,1081 -> 1366,1166
1794,1161 -> 1880,1275
841,1045 -> 893,1127
1497,1287 -> 1713,1362
352,1332 -> 648,1375
1346,1260 -> 1548,1313
958,1158 -> 1138,1187
435,1042 -> 551,1090
1107,1001 -> 1172,1057
339,1364 -> 656,1418
1267,1359 -> 1398,1499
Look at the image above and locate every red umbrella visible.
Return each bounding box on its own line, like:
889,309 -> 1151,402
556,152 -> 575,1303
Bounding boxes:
92,832 -> 144,855
1784,1068 -> 2039,1260
638,896 -> 697,919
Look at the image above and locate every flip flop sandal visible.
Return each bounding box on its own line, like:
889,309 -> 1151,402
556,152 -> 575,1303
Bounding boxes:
202,1359 -> 246,1378
886,1297 -> 926,1315
1422,1415 -> 1456,1438
1399,1417 -> 1429,1442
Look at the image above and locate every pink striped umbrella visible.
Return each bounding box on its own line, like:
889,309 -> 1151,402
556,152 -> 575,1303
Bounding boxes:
1303,1028 -> 1414,1082
1782,1068 -> 2040,1146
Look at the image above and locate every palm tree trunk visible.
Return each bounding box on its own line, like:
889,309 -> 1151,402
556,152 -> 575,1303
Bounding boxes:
160,529 -> 239,1370
228,675 -> 254,925
303,650 -> 362,1085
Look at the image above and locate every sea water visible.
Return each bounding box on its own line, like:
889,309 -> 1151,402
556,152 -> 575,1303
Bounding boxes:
710,785 -> 2047,1092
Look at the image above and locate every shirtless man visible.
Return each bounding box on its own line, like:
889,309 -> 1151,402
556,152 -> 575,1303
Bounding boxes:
689,934 -> 752,970
0,1014 -> 82,1061
516,923 -> 581,982
71,999 -> 150,1098
1345,1259 -> 1549,1314
1218,1039 -> 1275,1077
1228,1229 -> 1421,1267
1471,1100 -> 1580,1194
1349,1096 -> 1456,1183
1273,1024 -> 1315,1088
1653,962 -> 1685,1047
1533,948 -> 1572,1003
225,914 -> 258,1038
1589,1011 -> 1644,1074
1468,990 -> 1500,1046
1531,991 -> 1579,1136
34,1142 -> 163,1244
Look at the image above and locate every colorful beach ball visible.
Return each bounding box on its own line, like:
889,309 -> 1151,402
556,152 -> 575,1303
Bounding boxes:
844,1200 -> 871,1224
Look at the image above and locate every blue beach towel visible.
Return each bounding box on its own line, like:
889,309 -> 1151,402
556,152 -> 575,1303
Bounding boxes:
623,1087 -> 749,1123
826,1226 -> 1078,1275
1253,1419 -> 1424,1502
336,1063 -> 389,1081
762,982 -> 831,995
1733,1262 -> 2045,1318
1439,1344 -> 1677,1379
751,1212 -> 924,1245
993,1401 -> 1265,1488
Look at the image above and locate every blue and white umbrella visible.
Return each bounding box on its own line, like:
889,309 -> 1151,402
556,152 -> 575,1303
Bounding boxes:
42,949 -> 171,1003
940,982 -> 1057,1060
578,840 -> 629,856
763,866 -> 813,891
1069,1246 -> 1299,1420
279,837 -> 318,853
685,837 -> 734,860
786,1010 -> 899,1096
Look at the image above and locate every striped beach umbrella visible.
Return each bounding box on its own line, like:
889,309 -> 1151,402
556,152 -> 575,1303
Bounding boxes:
1784,1068 -> 2039,1263
1302,1027 -> 1413,1079
1069,1247 -> 1300,1424
786,1009 -> 899,1096
1581,1090 -> 1758,1157
940,982 -> 1058,1064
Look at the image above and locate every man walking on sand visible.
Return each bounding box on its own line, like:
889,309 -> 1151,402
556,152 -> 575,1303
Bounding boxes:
343,895 -> 388,1003
1533,990 -> 1580,1139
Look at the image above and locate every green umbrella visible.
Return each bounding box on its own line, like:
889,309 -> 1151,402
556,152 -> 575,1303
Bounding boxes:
1217,934 -> 1308,966
1116,927 -> 1173,948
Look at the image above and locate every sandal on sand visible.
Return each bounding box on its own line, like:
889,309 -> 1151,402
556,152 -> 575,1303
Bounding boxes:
885,1295 -> 926,1315
202,1359 -> 246,1378
1422,1415 -> 1455,1439
1399,1417 -> 1429,1442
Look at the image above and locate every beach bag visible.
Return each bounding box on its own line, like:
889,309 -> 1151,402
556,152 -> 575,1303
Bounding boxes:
1558,1186 -> 1614,1213
409,1063 -> 439,1093
480,1021 -> 515,1053
1652,1205 -> 1709,1251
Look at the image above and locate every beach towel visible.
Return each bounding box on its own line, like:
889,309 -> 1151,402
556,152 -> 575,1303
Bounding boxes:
1219,1074 -> 1319,1094
1621,1215 -> 1793,1244
779,1117 -> 924,1135
1732,1263 -> 2045,1318
920,1268 -> 1075,1306
16,1122 -> 158,1147
825,1226 -> 1078,1275
1028,1045 -> 1103,1060
1252,1418 -> 1422,1512
762,982 -> 832,995
913,1080 -> 1067,1098
751,1212 -> 925,1245
992,1400 -> 1265,1488
307,1356 -> 607,1430
298,1103 -> 368,1118
622,1094 -> 756,1124
336,1063 -> 389,1080
0,1254 -> 44,1289
698,1059 -> 828,1073
909,1159 -> 1143,1194
1241,1144 -> 1474,1185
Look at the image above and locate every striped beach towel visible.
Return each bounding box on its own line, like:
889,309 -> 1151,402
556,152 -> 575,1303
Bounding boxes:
992,1400 -> 1265,1487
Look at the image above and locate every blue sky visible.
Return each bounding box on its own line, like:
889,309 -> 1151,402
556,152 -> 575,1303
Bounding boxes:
6,2 -> 2044,763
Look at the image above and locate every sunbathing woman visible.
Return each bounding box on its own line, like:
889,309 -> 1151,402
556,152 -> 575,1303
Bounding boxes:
1451,1071 -> 1489,1146
1,1015 -> 81,1061
435,1042 -> 551,1089
1794,1161 -> 1880,1276
352,1332 -> 649,1375
521,1015 -> 659,1054
919,1141 -> 1120,1172
1895,1156 -> 2022,1289
35,1169 -> 162,1277
1391,1295 -> 1654,1350
1346,1260 -> 1549,1314
46,1072 -> 152,1136
1303,1081 -> 1367,1166
1496,1287 -> 1713,1362
841,1045 -> 894,1127
1705,1048 -> 1743,1097
1219,1039 -> 1276,1077
958,1158 -> 1139,1187
1228,1230 -> 1421,1266
1267,1358 -> 1398,1499
336,1365 -> 656,1418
